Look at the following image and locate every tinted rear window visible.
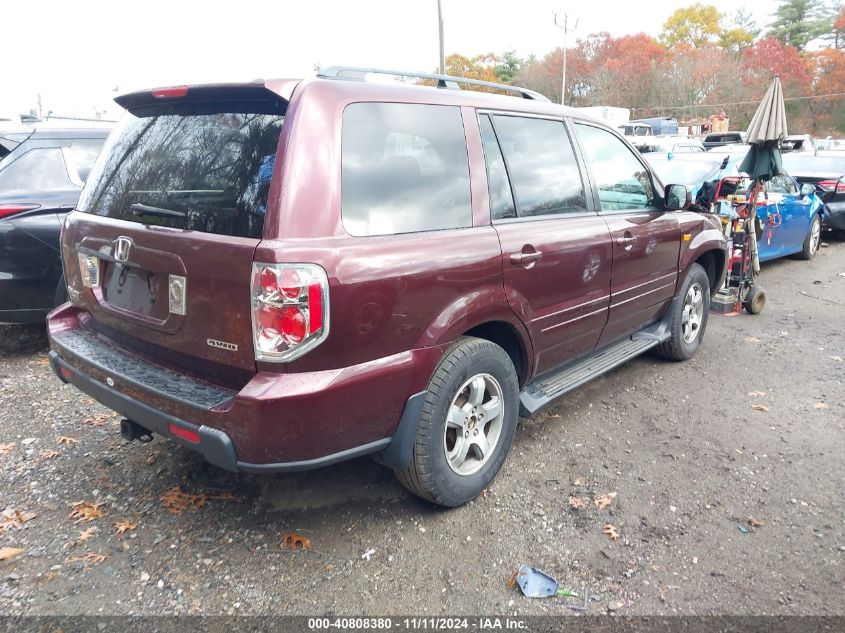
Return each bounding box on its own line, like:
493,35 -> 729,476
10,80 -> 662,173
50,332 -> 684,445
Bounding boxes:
706,134 -> 740,143
78,104 -> 284,239
341,103 -> 472,236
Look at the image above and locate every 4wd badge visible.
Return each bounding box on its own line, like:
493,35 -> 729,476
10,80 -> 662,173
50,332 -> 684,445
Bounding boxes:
207,338 -> 238,352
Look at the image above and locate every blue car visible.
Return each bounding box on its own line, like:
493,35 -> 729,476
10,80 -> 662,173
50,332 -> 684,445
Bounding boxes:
647,150 -> 824,261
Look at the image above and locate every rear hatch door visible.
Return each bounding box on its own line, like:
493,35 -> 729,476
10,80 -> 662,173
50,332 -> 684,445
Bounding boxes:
64,84 -> 288,373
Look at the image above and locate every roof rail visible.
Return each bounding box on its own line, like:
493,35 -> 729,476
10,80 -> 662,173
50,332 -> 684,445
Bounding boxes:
317,66 -> 550,102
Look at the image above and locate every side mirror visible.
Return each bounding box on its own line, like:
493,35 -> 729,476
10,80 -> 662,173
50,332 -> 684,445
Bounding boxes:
800,182 -> 816,197
664,184 -> 690,211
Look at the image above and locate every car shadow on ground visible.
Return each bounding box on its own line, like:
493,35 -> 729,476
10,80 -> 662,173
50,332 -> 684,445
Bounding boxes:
0,323 -> 49,357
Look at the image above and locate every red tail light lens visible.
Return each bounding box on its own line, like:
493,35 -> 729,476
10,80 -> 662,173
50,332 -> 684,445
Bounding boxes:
817,180 -> 845,193
0,204 -> 41,219
151,86 -> 189,99
251,263 -> 329,361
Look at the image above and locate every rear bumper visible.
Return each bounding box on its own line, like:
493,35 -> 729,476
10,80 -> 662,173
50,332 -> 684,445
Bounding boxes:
48,305 -> 441,472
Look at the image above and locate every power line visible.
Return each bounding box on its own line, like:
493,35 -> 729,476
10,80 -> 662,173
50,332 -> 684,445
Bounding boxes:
631,91 -> 845,114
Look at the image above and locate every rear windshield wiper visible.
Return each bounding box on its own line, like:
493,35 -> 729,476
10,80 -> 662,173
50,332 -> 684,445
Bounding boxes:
130,202 -> 186,219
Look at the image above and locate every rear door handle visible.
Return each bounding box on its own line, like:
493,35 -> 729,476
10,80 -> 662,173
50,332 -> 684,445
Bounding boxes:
509,250 -> 543,266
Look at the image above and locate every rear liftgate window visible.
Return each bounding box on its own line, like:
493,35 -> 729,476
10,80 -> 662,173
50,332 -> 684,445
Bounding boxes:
77,100 -> 285,239
341,103 -> 472,236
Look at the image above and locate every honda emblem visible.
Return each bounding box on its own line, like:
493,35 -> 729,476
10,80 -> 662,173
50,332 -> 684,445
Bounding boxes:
114,237 -> 132,263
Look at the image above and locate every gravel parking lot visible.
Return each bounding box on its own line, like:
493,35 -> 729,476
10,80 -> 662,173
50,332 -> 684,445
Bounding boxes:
1,239 -> 843,617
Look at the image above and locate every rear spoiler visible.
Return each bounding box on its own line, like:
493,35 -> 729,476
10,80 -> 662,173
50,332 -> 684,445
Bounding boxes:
114,81 -> 300,117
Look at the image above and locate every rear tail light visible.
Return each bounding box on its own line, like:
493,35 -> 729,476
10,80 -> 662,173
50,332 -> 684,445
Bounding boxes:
0,203 -> 40,220
817,180 -> 845,193
77,253 -> 100,288
251,263 -> 329,362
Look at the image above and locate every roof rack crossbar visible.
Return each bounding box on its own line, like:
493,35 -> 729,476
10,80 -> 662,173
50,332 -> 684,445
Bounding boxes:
317,66 -> 550,102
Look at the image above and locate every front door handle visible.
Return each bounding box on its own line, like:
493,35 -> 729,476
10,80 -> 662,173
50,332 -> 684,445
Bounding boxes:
617,232 -> 637,251
509,250 -> 543,267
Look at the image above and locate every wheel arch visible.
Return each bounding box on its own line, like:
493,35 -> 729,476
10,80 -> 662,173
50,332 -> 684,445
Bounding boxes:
462,320 -> 531,386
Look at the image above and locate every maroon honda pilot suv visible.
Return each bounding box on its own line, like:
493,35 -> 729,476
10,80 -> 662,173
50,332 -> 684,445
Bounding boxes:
48,68 -> 727,506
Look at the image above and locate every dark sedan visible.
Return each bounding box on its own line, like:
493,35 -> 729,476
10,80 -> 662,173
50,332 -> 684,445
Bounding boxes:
0,126 -> 111,324
782,152 -> 845,232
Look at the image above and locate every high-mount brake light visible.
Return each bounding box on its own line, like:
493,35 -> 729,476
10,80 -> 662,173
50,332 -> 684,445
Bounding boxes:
151,86 -> 189,99
0,204 -> 41,219
250,263 -> 330,362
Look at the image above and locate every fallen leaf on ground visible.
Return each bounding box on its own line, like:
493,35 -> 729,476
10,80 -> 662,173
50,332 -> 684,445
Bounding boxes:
56,436 -> 78,445
748,517 -> 765,528
744,336 -> 761,343
39,449 -> 60,460
594,492 -> 617,511
568,496 -> 586,510
572,478 -> 585,487
813,402 -> 830,409
507,569 -> 519,590
0,443 -> 15,455
160,487 -> 207,514
0,509 -> 37,532
602,523 -> 620,541
280,531 -> 312,551
751,404 -> 770,412
78,527 -> 97,541
114,519 -> 138,537
747,391 -> 767,398
66,552 -> 108,565
0,547 -> 25,562
69,501 -> 106,523
81,414 -> 110,427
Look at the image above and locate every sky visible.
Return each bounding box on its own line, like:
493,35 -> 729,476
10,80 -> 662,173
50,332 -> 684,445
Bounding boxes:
1,0 -> 779,121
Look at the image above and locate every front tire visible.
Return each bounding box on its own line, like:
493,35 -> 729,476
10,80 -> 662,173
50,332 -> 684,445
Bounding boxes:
797,214 -> 821,260
395,337 -> 519,507
655,263 -> 711,361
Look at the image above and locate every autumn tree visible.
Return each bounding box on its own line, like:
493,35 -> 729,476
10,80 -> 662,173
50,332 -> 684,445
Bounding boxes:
769,0 -> 834,51
803,48 -> 845,133
719,9 -> 758,52
661,4 -> 724,48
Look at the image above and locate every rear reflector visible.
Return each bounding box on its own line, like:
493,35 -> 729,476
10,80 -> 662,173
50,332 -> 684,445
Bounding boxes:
168,423 -> 200,444
59,365 -> 73,381
151,86 -> 189,99
0,203 -> 41,219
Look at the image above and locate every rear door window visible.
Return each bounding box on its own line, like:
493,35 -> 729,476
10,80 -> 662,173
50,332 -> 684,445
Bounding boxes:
67,138 -> 106,183
0,148 -> 73,192
341,103 -> 472,236
574,123 -> 659,212
490,115 -> 586,217
78,108 -> 284,239
478,114 -> 516,221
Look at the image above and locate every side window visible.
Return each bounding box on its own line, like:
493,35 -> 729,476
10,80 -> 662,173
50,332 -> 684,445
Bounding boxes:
478,114 -> 516,220
0,148 -> 73,192
68,139 -> 106,183
341,103 -> 472,236
575,123 -> 658,212
492,115 -> 586,216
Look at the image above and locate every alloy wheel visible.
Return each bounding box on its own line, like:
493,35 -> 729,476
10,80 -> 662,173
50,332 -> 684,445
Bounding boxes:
444,373 -> 505,476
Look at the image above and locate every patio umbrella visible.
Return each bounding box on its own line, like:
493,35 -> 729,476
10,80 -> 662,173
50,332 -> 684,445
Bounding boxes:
738,76 -> 789,272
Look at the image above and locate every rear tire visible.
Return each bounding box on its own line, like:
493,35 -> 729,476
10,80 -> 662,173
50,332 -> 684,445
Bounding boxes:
743,286 -> 766,314
395,337 -> 519,507
655,263 -> 711,362
797,214 -> 821,260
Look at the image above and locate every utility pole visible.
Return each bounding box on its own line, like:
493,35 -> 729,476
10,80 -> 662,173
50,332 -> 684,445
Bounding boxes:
437,0 -> 445,75
553,12 -> 578,106
37,93 -> 43,120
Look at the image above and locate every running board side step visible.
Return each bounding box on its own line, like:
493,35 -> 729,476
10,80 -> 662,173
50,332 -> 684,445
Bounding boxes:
519,322 -> 670,417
